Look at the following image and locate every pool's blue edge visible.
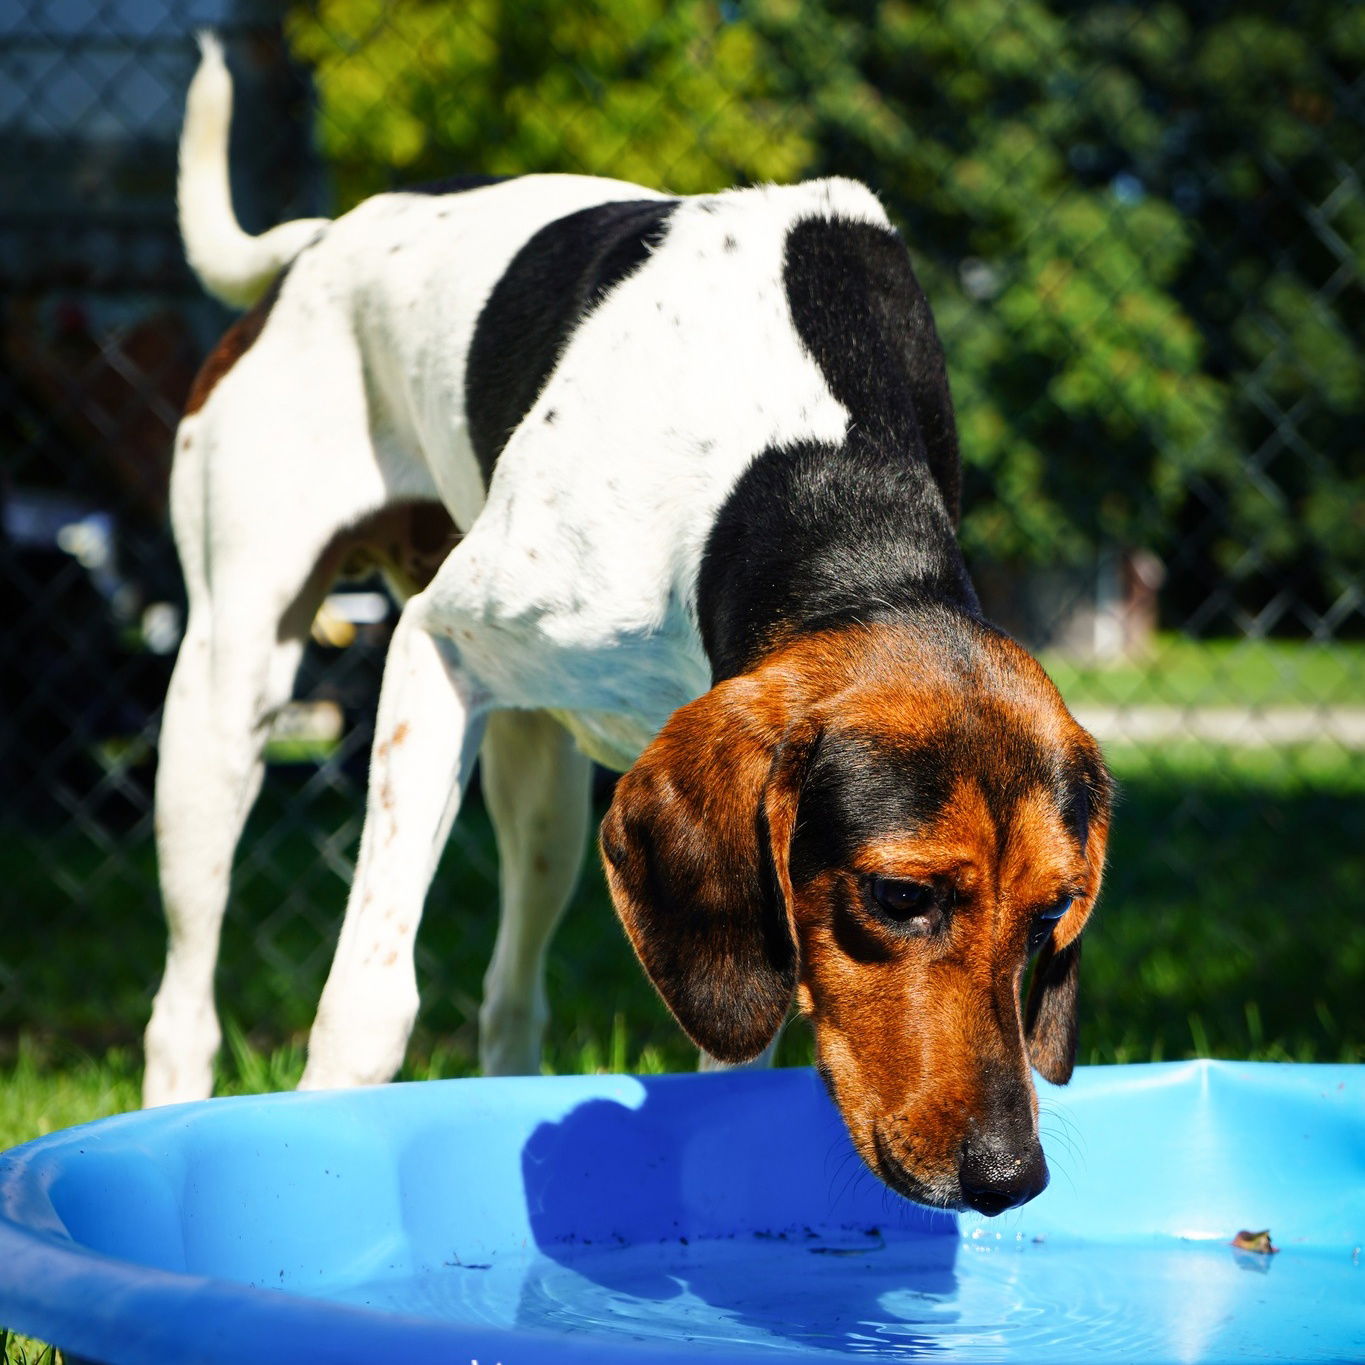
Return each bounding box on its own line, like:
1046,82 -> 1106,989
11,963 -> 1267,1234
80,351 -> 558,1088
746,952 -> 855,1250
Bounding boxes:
1,1060 -> 1362,1365
0,1070 -> 758,1365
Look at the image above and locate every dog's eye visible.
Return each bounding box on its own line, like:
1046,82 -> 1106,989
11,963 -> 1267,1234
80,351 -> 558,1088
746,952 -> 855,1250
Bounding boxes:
1027,897 -> 1073,955
1040,896 -> 1073,923
869,876 -> 937,926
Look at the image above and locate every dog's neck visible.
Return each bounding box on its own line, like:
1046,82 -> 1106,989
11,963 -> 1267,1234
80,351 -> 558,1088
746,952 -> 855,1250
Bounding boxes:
696,432 -> 980,683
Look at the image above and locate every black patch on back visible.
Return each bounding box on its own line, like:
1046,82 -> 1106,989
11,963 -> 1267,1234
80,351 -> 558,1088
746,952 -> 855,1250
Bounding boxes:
783,216 -> 962,526
697,216 -> 976,681
404,173 -> 511,196
465,198 -> 678,482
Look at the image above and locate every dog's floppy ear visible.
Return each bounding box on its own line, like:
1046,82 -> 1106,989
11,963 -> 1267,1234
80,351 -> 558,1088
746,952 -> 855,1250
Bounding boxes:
1025,748 -> 1113,1084
1024,936 -> 1083,1084
600,677 -> 816,1063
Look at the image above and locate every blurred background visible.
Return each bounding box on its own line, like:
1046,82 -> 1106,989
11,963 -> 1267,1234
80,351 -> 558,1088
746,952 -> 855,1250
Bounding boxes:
2,0 -> 1362,1131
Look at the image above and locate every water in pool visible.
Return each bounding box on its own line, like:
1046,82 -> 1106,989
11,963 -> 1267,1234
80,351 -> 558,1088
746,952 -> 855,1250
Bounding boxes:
324,1224 -> 1361,1361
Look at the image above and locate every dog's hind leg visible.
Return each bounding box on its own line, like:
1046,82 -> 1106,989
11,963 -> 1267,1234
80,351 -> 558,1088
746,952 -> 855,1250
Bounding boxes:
478,710 -> 592,1076
142,342 -> 397,1107
143,525 -> 341,1107
298,595 -> 490,1090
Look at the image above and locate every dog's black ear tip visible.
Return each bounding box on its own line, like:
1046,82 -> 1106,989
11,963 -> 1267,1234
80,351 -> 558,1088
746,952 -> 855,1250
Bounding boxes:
1025,1026 -> 1077,1082
679,987 -> 791,1066
696,1039 -> 764,1067
1033,1057 -> 1076,1086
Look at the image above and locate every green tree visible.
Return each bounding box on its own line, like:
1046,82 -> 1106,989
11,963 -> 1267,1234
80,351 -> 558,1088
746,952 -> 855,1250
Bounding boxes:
756,0 -> 1361,629
287,0 -> 1361,629
287,0 -> 813,203
1064,3 -> 1365,631
755,0 -> 1237,573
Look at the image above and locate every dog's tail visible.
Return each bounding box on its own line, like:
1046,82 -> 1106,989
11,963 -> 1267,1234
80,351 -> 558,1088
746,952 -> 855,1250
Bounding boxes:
179,33 -> 330,310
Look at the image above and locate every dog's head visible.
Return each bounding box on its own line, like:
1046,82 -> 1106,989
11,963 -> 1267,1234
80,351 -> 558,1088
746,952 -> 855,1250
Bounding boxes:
601,616 -> 1112,1215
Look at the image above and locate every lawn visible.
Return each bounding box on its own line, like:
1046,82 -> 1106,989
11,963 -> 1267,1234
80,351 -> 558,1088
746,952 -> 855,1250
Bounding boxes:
3,745 -> 1363,1155
1040,634 -> 1365,707
2,648 -> 1364,1365
2,636 -> 1362,1159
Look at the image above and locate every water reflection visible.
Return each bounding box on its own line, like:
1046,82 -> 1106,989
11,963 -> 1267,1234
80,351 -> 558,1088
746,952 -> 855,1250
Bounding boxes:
517,1073 -> 961,1357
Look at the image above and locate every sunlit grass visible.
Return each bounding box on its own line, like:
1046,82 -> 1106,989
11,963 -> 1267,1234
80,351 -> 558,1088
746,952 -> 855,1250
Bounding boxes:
1,1329 -> 61,1365
0,1018 -> 686,1155
0,1037 -> 139,1152
4,701 -> 1361,1155
1042,634 -> 1365,708
2,720 -> 1360,1360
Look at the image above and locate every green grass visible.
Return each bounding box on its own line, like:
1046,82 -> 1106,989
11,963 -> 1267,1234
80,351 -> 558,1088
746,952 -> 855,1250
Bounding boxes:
1,1331 -> 60,1365
3,629 -> 1363,1163
1040,634 -> 1365,707
0,1018 -> 690,1154
2,738 -> 1361,1155
1,1040 -> 139,1152
1080,741 -> 1364,1067
2,701 -> 1363,1358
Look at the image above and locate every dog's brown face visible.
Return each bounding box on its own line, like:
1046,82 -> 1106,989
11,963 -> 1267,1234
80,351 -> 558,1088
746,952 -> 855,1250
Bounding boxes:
601,619 -> 1112,1215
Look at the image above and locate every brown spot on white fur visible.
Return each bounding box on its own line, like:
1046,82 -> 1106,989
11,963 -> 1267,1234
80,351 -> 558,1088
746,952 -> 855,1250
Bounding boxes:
182,277 -> 285,416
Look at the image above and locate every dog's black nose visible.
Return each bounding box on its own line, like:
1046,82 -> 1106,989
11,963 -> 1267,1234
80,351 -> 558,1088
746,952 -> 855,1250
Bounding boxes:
959,1135 -> 1049,1216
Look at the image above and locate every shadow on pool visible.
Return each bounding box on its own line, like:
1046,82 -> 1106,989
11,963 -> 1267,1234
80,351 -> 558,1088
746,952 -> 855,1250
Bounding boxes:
519,1074 -> 961,1356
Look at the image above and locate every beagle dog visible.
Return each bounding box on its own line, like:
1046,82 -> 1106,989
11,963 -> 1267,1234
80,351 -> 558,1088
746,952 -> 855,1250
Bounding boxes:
144,38 -> 1112,1217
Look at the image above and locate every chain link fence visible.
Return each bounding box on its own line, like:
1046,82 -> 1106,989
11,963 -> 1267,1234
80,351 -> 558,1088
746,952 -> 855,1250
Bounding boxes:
2,0 -> 1361,1076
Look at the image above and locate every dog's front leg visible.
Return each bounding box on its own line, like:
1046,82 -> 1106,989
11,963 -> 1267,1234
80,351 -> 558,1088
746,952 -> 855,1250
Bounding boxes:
299,597 -> 489,1091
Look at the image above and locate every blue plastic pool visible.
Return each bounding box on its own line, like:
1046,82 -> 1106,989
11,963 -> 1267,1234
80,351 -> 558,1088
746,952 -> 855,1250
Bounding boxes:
1,1060 -> 1361,1362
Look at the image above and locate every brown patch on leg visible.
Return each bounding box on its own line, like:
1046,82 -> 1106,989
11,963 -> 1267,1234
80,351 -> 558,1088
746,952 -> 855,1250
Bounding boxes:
183,272 -> 289,416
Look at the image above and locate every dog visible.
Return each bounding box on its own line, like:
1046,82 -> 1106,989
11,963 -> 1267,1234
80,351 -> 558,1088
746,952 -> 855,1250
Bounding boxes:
143,36 -> 1112,1216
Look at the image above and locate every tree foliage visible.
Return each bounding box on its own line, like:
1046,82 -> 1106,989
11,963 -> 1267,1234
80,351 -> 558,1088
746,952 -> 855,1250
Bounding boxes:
760,0 -> 1362,622
287,0 -> 1362,629
287,0 -> 812,200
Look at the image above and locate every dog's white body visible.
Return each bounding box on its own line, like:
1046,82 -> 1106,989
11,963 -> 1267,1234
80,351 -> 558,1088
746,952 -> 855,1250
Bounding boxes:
143,39 -> 888,1104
